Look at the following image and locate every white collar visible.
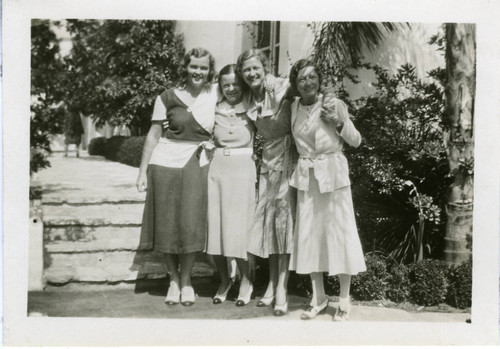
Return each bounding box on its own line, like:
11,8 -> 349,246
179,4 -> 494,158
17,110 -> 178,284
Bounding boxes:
217,100 -> 247,114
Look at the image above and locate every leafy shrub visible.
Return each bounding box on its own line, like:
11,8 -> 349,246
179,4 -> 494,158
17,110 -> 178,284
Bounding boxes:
351,253 -> 389,301
116,136 -> 146,167
104,136 -> 127,162
88,137 -> 107,156
346,65 -> 449,263
89,136 -> 145,167
288,272 -> 312,298
386,263 -> 411,303
325,275 -> 340,297
446,260 -> 472,309
408,259 -> 448,306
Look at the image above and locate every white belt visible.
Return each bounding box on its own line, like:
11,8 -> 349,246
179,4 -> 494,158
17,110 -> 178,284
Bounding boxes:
299,151 -> 342,164
215,147 -> 253,156
150,137 -> 214,167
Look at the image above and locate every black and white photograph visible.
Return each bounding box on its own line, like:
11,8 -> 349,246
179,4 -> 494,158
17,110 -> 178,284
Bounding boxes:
3,0 -> 500,347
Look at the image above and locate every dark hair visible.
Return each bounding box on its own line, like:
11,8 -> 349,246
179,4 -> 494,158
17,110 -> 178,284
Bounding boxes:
236,49 -> 269,81
289,59 -> 323,93
177,47 -> 216,88
217,64 -> 248,97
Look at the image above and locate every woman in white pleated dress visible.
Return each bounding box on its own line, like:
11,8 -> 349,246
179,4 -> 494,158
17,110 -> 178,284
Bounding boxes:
288,59 -> 366,321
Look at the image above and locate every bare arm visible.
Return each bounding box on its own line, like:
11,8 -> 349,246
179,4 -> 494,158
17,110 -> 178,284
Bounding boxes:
136,123 -> 162,191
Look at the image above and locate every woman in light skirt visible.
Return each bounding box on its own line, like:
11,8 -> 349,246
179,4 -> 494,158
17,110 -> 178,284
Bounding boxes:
288,59 -> 366,321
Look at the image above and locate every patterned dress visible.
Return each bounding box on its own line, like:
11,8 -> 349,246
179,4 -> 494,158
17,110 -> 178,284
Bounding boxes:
288,95 -> 366,275
247,78 -> 298,258
138,87 -> 217,254
206,101 -> 256,259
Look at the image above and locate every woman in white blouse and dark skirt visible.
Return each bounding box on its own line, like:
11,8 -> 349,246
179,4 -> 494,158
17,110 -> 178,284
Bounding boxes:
136,48 -> 218,307
288,59 -> 366,321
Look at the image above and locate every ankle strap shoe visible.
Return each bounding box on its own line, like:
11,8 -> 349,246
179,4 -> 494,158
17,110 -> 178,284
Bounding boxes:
301,298 -> 329,320
257,295 -> 275,307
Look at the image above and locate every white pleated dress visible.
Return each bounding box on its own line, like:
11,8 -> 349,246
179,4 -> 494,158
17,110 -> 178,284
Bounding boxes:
206,101 -> 256,259
288,95 -> 366,276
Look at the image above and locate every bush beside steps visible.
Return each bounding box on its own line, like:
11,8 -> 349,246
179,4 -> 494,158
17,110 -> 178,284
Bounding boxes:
89,136 -> 145,168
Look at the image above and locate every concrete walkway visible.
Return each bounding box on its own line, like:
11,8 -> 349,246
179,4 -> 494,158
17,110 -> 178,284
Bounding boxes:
28,279 -> 470,322
30,151 -> 471,322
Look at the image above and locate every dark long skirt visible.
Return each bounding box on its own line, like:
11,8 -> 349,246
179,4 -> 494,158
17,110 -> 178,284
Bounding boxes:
138,152 -> 209,254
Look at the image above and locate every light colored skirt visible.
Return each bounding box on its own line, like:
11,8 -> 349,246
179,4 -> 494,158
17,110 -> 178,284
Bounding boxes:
206,150 -> 256,259
289,171 -> 366,275
247,169 -> 296,258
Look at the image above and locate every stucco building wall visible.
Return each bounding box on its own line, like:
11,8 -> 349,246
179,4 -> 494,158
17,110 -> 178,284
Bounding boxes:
177,21 -> 444,99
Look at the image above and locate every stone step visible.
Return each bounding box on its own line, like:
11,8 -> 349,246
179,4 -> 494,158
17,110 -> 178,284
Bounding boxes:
45,226 -> 142,252
42,194 -> 145,205
44,251 -> 215,284
43,203 -> 144,226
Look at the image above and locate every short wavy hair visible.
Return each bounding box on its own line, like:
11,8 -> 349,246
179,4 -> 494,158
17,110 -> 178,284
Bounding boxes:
177,47 -> 216,88
217,64 -> 248,98
236,49 -> 269,81
289,59 -> 323,93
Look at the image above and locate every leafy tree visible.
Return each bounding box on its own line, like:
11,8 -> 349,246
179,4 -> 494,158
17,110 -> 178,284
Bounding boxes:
348,64 -> 450,262
64,20 -> 185,135
310,22 -> 404,102
31,20 -> 66,174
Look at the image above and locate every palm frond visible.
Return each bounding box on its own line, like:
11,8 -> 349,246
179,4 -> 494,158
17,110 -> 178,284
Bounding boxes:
311,22 -> 408,69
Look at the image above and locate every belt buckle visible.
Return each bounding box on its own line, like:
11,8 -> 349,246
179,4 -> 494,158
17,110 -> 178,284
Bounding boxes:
223,148 -> 231,156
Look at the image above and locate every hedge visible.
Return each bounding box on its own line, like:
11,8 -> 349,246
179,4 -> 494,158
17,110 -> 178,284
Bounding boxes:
88,137 -> 107,157
116,136 -> 146,167
318,256 -> 470,309
88,136 -> 145,168
351,253 -> 390,301
408,259 -> 449,306
446,260 -> 472,309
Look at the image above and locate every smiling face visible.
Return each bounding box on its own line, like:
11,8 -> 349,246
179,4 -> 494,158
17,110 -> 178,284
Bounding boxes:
296,66 -> 320,104
240,57 -> 266,90
220,73 -> 243,105
186,55 -> 211,90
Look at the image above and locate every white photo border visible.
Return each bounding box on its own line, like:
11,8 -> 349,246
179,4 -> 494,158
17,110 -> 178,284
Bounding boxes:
3,0 -> 499,346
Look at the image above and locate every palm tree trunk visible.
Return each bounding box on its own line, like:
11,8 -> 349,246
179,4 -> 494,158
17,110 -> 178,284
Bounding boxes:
443,23 -> 475,265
